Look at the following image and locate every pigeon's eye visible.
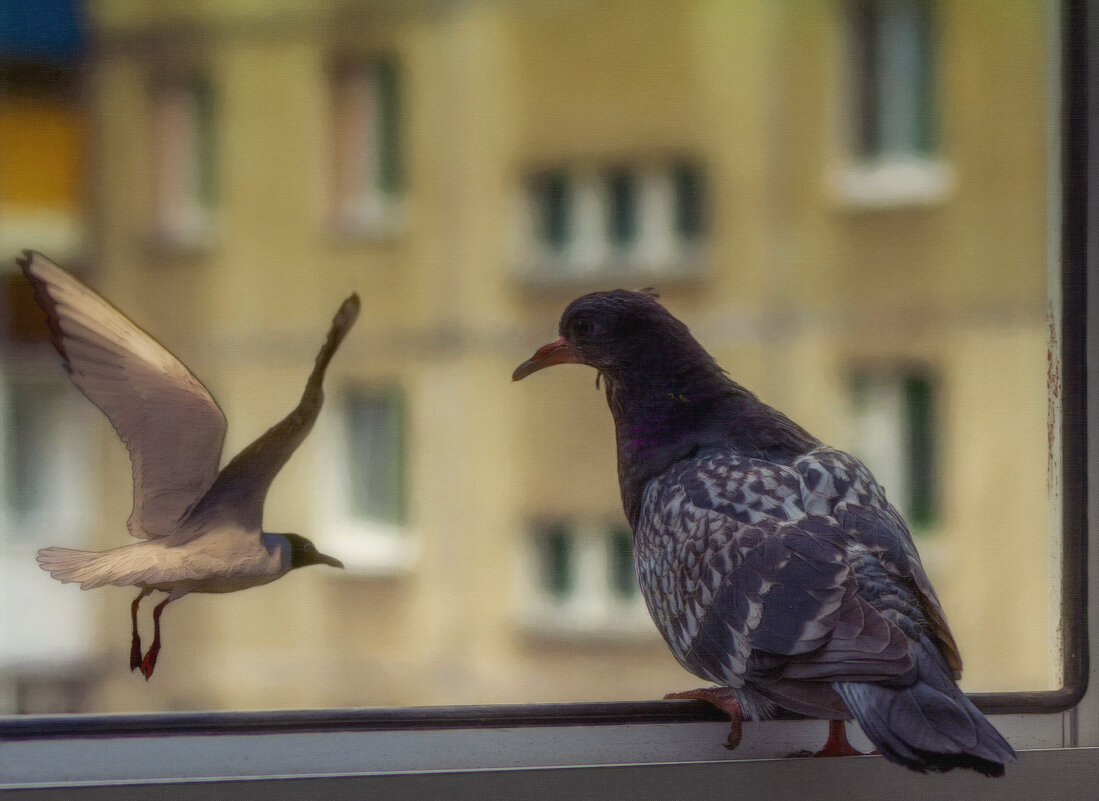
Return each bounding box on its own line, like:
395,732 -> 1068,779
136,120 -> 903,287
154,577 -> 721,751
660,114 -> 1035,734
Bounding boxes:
571,316 -> 594,340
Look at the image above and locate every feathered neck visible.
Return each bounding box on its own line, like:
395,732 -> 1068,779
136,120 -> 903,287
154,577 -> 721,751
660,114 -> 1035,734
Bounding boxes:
604,356 -> 819,525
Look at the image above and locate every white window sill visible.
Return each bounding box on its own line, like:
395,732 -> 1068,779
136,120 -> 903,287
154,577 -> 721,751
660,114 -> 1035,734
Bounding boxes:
830,157 -> 955,211
518,603 -> 657,643
317,521 -> 417,577
329,198 -> 408,243
518,254 -> 705,289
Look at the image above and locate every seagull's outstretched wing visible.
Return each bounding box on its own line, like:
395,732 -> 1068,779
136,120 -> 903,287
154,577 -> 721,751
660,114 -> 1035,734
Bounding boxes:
18,250 -> 227,539
189,293 -> 361,532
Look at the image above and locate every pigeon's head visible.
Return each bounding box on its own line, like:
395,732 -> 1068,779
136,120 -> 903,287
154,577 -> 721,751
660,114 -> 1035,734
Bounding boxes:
284,534 -> 344,570
512,289 -> 713,384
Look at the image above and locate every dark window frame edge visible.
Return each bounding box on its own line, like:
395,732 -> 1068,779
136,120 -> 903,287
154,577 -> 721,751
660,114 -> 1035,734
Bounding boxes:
0,0 -> 1088,746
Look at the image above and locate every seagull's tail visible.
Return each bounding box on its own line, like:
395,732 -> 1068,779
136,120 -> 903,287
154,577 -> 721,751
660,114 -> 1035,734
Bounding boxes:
37,546 -> 133,590
834,636 -> 1016,776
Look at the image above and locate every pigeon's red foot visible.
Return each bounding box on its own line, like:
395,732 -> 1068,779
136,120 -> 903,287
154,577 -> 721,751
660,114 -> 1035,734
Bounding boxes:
813,720 -> 870,758
665,687 -> 744,750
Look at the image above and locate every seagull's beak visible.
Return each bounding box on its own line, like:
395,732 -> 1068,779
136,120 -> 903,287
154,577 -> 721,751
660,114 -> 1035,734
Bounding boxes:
319,552 -> 344,569
512,336 -> 578,381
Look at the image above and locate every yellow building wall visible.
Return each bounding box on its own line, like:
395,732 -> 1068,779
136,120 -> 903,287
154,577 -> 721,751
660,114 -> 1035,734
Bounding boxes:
60,0 -> 1057,712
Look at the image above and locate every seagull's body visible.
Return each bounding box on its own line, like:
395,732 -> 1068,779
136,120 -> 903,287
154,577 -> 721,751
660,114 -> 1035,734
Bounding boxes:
22,251 -> 354,679
513,289 -> 1016,776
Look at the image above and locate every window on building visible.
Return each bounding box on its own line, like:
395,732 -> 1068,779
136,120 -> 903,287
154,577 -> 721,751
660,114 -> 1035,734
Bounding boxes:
343,385 -> 406,527
847,0 -> 935,161
329,58 -> 405,235
149,74 -> 216,247
523,160 -> 706,281
0,368 -> 96,708
849,368 -> 937,529
313,383 -> 412,574
523,520 -> 649,636
837,0 -> 949,207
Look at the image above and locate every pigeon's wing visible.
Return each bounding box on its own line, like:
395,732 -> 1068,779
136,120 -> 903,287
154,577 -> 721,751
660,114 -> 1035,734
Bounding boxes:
188,293 -> 360,532
18,251 -> 226,539
802,447 -> 964,677
635,451 -> 914,717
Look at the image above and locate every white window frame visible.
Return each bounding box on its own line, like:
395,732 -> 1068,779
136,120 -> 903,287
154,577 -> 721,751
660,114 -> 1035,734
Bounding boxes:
328,57 -> 407,239
148,73 -> 217,249
312,383 -> 416,576
521,159 -> 707,284
0,362 -> 98,699
830,0 -> 955,209
0,6 -> 1093,797
518,519 -> 653,639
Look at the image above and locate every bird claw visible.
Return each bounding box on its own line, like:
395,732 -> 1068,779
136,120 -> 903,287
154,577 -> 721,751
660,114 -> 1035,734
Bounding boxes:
665,687 -> 743,750
139,647 -> 160,680
130,635 -> 142,672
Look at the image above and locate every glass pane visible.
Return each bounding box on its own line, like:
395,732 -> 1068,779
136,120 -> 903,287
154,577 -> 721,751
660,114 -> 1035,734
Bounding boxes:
0,0 -> 1060,718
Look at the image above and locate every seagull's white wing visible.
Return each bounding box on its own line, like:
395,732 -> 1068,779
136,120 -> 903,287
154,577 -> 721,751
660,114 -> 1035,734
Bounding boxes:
18,251 -> 227,539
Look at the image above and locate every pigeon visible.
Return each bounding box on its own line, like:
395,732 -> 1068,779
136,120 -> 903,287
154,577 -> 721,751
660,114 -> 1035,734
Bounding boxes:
21,250 -> 354,680
513,288 -> 1016,776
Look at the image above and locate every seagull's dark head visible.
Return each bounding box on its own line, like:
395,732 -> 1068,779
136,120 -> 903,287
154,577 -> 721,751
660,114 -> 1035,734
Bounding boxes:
512,289 -> 717,385
284,534 -> 344,570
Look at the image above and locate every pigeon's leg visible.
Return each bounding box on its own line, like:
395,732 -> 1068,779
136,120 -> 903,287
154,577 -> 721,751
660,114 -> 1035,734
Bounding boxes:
814,719 -> 869,758
130,588 -> 154,672
665,687 -> 743,750
139,596 -> 172,681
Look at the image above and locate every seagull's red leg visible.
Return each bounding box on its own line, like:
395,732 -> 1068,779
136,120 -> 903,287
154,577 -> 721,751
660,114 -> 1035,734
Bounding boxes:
139,596 -> 172,680
665,687 -> 744,749
814,720 -> 868,758
130,588 -> 154,672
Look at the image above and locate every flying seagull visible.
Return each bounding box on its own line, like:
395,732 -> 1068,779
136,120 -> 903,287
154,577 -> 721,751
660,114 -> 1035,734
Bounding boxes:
22,251 -> 355,680
513,289 -> 1016,776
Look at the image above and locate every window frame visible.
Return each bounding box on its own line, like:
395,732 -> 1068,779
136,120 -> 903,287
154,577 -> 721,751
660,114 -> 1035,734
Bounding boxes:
0,2 -> 1092,795
146,70 -> 218,250
326,54 -> 407,239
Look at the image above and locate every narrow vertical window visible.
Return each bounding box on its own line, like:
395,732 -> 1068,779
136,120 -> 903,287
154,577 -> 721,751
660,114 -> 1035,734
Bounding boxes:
847,0 -> 935,160
530,170 -> 571,254
344,386 -> 405,526
150,74 -> 216,244
606,525 -> 637,600
331,58 -> 404,232
672,162 -> 706,243
537,522 -> 575,600
850,369 -> 938,529
606,168 -> 638,250
3,378 -> 64,524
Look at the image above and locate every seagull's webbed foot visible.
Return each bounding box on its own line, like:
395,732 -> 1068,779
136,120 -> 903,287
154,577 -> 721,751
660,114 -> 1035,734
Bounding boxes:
665,687 -> 744,750
139,643 -> 160,680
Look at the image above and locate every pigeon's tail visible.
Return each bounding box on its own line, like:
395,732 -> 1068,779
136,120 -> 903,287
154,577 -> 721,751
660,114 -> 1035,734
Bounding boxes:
834,636 -> 1016,777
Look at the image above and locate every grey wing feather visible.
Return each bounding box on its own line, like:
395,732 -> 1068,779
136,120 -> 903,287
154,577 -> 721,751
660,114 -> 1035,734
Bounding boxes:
635,451 -> 914,717
187,293 -> 361,531
18,251 -> 226,539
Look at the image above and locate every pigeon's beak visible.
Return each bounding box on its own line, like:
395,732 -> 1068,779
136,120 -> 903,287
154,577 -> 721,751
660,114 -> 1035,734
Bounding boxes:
512,336 -> 578,381
319,552 -> 344,569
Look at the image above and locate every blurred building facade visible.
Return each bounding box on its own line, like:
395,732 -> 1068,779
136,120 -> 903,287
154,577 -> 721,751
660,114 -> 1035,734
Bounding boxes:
0,0 -> 99,713
2,0 -> 1054,712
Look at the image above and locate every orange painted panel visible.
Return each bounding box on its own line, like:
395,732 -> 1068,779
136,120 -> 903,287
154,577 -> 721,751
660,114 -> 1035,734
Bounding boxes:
0,100 -> 86,210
